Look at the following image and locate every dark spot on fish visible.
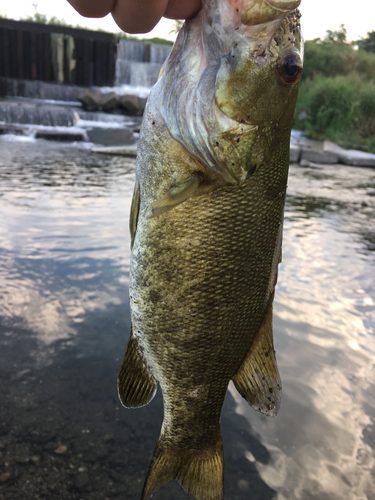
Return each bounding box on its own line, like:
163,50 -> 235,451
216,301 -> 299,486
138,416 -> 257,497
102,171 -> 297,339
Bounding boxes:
249,166 -> 257,176
236,8 -> 238,12
149,290 -> 161,304
262,376 -> 265,381
269,388 -> 273,393
237,138 -> 240,143
247,115 -> 251,119
268,397 -> 272,401
265,352 -> 269,357
152,121 -> 155,125
232,162 -> 235,166
240,118 -> 245,123
215,141 -> 219,146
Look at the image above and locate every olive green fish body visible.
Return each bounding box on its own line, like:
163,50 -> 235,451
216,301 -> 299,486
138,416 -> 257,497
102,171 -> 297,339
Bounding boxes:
118,1 -> 303,499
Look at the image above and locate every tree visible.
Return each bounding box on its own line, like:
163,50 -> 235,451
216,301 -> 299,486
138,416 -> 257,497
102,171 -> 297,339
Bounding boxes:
356,31 -> 375,54
323,24 -> 347,44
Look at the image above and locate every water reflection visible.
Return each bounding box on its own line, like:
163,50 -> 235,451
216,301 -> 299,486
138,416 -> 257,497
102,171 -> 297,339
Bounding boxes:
0,140 -> 374,499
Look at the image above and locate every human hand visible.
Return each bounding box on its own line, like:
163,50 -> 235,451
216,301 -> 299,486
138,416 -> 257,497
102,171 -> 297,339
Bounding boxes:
68,0 -> 202,34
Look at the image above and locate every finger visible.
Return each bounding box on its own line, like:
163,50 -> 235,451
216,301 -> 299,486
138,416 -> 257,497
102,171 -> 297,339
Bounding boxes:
67,0 -> 116,18
164,0 -> 202,19
112,0 -> 169,34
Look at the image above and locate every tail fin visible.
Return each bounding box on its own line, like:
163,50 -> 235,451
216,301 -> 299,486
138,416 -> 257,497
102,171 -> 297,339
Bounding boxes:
141,434 -> 224,500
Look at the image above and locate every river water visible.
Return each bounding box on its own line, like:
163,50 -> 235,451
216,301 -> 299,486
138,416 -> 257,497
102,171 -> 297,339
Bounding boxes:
0,137 -> 374,500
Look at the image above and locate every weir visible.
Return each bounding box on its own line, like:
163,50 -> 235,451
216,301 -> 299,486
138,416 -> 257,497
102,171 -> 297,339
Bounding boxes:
115,40 -> 171,87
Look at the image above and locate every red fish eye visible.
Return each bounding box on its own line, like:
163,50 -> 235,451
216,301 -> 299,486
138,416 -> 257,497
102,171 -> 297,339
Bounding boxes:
278,53 -> 302,85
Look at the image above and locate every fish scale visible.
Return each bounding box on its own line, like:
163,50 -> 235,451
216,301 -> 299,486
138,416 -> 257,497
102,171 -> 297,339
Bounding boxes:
117,1 -> 303,499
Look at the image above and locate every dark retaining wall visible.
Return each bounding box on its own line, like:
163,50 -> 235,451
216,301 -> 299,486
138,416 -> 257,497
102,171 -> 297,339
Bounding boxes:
0,18 -> 117,87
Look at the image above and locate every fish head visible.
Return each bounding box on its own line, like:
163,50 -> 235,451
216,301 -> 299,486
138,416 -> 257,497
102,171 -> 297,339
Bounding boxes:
216,0 -> 303,123
212,0 -> 304,181
157,0 -> 304,184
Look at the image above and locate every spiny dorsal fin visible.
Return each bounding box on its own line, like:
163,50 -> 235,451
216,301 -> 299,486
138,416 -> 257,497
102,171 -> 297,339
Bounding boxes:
142,433 -> 224,500
129,181 -> 140,249
117,328 -> 157,408
147,172 -> 201,218
232,299 -> 282,416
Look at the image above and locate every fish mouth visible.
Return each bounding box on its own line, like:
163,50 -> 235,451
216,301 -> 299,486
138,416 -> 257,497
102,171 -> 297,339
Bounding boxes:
241,0 -> 301,26
267,0 -> 301,10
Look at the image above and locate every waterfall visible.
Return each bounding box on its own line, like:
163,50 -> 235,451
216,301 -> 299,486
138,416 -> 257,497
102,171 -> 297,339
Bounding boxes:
150,44 -> 172,64
115,61 -> 162,88
0,78 -> 80,102
115,40 -> 171,88
0,100 -> 78,127
117,40 -> 145,62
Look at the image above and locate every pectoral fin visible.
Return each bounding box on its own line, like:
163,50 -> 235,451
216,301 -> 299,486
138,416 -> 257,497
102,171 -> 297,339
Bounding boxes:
118,328 -> 158,408
232,299 -> 281,416
129,182 -> 141,249
147,172 -> 201,218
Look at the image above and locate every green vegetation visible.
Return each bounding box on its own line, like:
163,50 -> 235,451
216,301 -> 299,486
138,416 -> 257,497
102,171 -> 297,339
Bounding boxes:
295,26 -> 375,152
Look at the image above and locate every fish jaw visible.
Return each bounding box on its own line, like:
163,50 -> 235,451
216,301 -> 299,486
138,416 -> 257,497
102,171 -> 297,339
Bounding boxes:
240,0 -> 301,26
156,0 -> 303,184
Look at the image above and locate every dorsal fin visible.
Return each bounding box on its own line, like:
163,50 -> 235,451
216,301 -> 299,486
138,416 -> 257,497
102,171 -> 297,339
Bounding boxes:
232,299 -> 282,416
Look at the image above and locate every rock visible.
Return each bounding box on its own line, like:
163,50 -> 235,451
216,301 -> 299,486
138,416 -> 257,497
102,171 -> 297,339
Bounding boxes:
119,94 -> 147,116
35,129 -> 85,142
75,472 -> 90,491
298,111 -> 307,121
237,479 -> 249,491
323,140 -> 343,154
76,88 -> 102,111
323,140 -> 375,167
299,159 -> 324,169
367,190 -> 375,196
91,145 -> 138,157
339,149 -> 375,167
99,92 -> 119,112
300,147 -> 339,164
0,472 -> 10,483
289,143 -> 301,163
54,445 -> 67,454
86,127 -> 135,146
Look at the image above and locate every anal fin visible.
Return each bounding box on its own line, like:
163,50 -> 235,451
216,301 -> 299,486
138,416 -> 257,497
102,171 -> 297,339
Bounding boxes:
118,328 -> 158,408
232,298 -> 282,416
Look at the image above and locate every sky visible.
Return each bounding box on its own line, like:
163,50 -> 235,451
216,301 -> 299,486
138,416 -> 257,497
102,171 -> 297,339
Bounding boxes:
0,0 -> 373,43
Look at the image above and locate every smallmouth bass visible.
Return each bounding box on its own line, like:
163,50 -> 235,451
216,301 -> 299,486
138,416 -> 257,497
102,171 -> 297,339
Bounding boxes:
118,1 -> 303,499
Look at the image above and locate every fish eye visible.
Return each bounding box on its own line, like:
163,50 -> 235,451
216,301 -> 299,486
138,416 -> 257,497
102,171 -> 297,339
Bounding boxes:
278,53 -> 302,85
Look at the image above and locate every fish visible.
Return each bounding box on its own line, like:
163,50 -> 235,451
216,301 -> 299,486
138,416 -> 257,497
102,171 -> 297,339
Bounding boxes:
117,1 -> 303,499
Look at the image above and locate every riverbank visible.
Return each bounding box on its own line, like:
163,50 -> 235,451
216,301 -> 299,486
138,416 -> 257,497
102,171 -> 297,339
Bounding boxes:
1,94 -> 375,167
